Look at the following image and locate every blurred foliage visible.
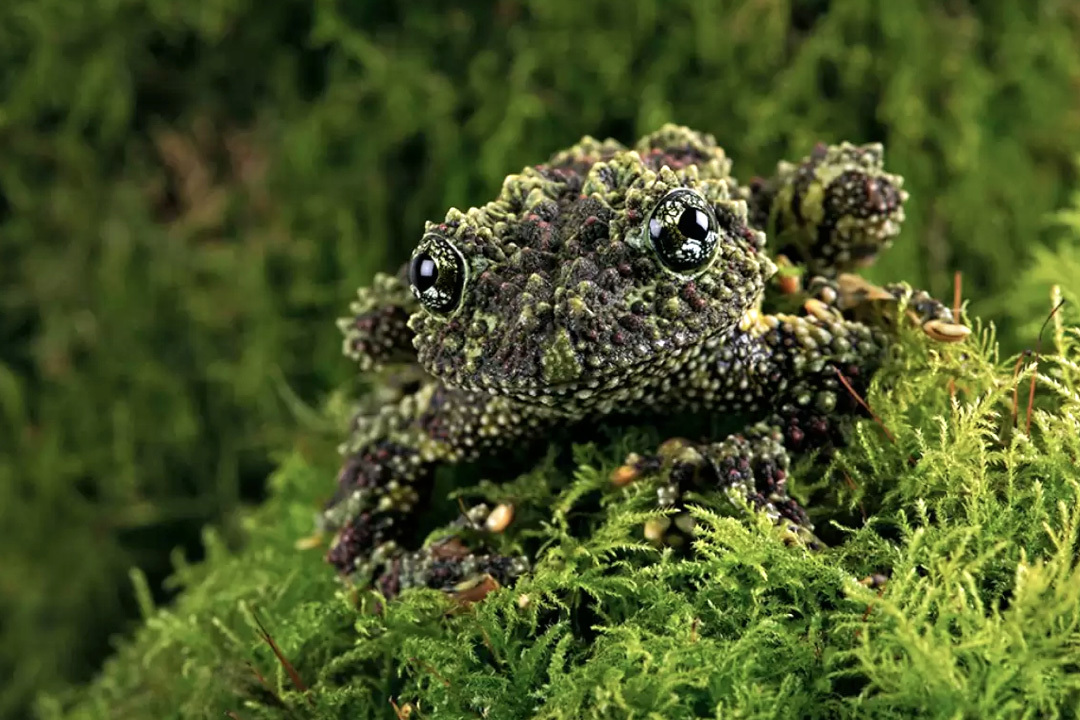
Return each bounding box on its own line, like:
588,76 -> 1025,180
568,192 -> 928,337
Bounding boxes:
2,0 -> 1079,717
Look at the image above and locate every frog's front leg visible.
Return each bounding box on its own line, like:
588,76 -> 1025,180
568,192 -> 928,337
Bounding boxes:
621,421 -> 819,547
619,312 -> 889,545
620,415 -> 834,549
806,273 -> 970,343
322,382 -> 553,595
743,142 -> 907,276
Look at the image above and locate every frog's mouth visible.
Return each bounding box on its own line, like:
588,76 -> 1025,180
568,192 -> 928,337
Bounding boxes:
450,329 -> 716,410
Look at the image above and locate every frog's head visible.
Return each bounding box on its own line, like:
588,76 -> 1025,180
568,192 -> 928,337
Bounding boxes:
406,126 -> 776,406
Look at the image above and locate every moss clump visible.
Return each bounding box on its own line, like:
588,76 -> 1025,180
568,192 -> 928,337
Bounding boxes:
40,289 -> 1080,717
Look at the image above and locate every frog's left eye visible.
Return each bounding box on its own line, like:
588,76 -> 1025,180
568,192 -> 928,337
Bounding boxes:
646,189 -> 720,274
408,234 -> 468,316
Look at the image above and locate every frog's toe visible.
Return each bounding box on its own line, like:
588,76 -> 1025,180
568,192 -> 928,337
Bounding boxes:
781,524 -> 826,551
611,450 -> 663,487
922,318 -> 971,343
611,456 -> 644,487
340,272 -> 418,370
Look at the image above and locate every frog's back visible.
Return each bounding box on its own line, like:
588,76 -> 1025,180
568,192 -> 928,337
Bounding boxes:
547,124 -> 734,181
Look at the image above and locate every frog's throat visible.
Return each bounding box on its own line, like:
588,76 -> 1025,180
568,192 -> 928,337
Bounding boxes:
441,325 -> 742,409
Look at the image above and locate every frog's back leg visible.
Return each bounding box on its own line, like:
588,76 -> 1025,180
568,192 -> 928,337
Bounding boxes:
743,142 -> 907,276
339,268 -> 418,371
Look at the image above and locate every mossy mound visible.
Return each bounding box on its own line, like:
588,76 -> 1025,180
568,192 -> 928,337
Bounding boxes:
41,304 -> 1080,718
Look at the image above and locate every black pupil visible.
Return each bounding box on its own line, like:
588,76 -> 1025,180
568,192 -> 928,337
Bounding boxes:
409,253 -> 438,292
677,207 -> 709,240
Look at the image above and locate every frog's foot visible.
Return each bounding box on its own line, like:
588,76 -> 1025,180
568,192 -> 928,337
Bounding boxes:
807,273 -> 970,343
338,270 -> 418,371
747,142 -> 907,276
373,538 -> 530,602
614,423 -> 823,549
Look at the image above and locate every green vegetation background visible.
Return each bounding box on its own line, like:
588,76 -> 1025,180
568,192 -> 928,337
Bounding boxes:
2,1 -> 1080,717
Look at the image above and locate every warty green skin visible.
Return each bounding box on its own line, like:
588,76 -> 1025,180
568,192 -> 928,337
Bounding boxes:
324,125 -> 964,598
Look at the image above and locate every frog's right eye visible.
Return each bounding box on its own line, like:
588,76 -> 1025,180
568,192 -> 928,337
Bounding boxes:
408,234 -> 467,316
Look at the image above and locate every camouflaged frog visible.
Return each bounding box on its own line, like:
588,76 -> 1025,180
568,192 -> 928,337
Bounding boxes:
321,125 -> 968,599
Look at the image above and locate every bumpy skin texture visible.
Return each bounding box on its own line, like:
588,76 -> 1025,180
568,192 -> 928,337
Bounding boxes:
745,141 -> 907,275
323,125 -> 967,596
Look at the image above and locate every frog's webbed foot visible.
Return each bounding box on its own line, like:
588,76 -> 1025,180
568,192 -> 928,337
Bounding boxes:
371,522 -> 530,602
746,142 -> 906,276
338,269 -> 418,371
615,423 -> 824,549
807,273 -> 971,343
